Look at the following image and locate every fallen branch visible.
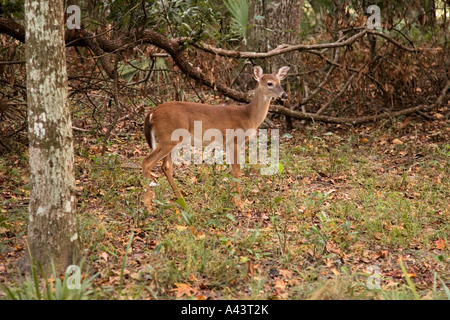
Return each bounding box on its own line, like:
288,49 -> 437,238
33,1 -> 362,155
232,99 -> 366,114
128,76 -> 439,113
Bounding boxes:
271,80 -> 449,124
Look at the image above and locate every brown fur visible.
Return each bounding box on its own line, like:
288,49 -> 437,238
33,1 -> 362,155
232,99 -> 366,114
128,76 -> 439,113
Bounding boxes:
141,66 -> 290,212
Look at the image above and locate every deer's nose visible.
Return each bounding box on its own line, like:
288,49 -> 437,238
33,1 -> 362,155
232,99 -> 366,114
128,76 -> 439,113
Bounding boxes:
280,92 -> 288,100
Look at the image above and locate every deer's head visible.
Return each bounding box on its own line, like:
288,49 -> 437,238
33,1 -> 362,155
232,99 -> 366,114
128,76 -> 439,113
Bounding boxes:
253,66 -> 290,101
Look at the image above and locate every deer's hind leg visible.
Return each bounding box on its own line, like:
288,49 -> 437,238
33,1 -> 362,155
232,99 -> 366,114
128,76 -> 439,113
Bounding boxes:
142,145 -> 173,213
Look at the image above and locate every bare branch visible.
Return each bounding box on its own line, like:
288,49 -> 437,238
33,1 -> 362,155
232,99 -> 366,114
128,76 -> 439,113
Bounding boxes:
271,80 -> 449,124
194,30 -> 369,59
316,69 -> 359,115
366,29 -> 418,52
0,60 -> 25,65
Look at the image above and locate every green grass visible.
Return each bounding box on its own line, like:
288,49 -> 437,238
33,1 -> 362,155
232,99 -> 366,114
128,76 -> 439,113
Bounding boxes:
1,119 -> 449,300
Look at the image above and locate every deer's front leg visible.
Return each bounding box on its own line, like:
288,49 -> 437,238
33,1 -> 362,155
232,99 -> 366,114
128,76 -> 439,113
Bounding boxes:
230,162 -> 243,208
162,155 -> 183,199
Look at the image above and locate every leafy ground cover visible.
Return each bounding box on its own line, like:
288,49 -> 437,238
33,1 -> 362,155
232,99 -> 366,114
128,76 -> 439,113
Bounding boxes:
1,110 -> 449,299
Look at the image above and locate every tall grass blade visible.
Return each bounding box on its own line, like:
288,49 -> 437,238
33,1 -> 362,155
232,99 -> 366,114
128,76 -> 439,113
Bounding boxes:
399,258 -> 420,300
119,231 -> 134,297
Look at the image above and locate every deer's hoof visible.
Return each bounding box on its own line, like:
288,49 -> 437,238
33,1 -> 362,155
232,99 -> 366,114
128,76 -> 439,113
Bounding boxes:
231,195 -> 243,209
143,189 -> 153,214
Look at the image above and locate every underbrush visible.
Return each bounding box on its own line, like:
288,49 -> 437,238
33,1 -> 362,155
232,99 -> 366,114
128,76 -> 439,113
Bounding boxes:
1,117 -> 449,300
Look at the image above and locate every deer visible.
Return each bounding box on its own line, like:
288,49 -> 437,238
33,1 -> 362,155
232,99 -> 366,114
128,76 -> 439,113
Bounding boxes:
142,65 -> 290,212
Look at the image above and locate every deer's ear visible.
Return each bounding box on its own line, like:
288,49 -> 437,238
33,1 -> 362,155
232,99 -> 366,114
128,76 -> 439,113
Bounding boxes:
253,66 -> 263,82
275,66 -> 290,80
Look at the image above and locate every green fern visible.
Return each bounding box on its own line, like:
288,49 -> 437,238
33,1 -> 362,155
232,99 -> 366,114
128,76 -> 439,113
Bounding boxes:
224,0 -> 249,44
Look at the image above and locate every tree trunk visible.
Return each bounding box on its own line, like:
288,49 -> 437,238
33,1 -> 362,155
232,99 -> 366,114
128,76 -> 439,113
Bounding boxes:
265,0 -> 304,130
20,0 -> 78,274
247,0 -> 268,53
424,0 -> 436,27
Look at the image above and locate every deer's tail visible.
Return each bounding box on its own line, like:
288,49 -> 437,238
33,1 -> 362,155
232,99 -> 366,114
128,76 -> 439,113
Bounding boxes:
144,112 -> 157,150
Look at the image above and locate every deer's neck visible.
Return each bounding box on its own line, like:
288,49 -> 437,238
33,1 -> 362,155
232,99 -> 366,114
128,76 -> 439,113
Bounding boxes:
246,88 -> 272,128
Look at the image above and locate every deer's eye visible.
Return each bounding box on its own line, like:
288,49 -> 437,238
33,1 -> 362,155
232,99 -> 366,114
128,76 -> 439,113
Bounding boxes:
267,82 -> 273,87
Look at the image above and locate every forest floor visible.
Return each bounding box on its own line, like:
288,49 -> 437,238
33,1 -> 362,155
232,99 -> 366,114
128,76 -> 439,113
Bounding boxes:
0,107 -> 449,299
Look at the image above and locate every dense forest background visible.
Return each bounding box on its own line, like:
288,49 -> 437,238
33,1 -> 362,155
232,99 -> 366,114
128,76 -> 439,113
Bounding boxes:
0,0 -> 448,150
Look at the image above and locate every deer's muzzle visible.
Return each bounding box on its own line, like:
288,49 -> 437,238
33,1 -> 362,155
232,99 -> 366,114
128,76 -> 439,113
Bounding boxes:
280,92 -> 288,101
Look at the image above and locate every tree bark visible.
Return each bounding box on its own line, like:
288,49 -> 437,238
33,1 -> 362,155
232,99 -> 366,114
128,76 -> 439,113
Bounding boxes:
265,0 -> 304,129
20,0 -> 78,274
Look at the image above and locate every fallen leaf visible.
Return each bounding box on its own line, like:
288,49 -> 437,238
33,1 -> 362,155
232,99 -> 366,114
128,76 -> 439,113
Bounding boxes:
89,145 -> 102,154
379,250 -> 389,259
175,225 -> 188,231
275,280 -> 286,291
435,238 -> 445,250
330,268 -> 340,276
398,116 -> 411,129
194,231 -> 205,240
173,283 -> 194,298
100,252 -> 108,262
392,138 -> 403,145
247,260 -> 254,276
279,269 -> 293,279
130,272 -> 141,280
404,273 -> 417,279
